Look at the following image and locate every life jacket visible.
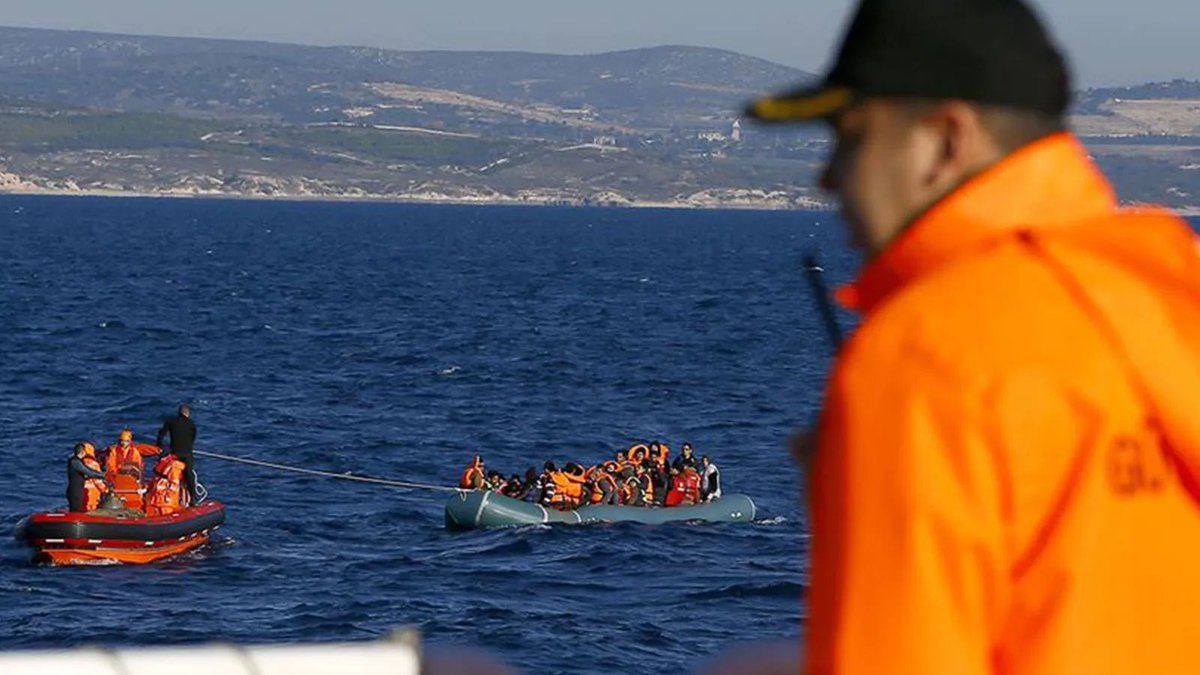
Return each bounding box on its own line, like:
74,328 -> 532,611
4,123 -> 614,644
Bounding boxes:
459,465 -> 485,490
563,472 -> 586,506
627,444 -> 649,461
591,472 -> 617,504
104,442 -> 160,479
111,472 -> 145,511
546,471 -> 572,508
621,475 -> 644,506
146,454 -> 188,516
81,453 -> 108,512
680,469 -> 701,503
666,471 -> 699,507
640,473 -> 654,504
654,443 -> 671,464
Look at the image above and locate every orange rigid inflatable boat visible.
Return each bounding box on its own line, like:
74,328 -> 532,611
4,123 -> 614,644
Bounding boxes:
16,500 -> 226,565
17,456 -> 225,565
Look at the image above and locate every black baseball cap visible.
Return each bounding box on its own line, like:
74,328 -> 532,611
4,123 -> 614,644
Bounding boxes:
746,0 -> 1071,122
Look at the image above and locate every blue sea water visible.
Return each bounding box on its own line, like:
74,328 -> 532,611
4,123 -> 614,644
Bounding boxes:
0,196 -> 856,673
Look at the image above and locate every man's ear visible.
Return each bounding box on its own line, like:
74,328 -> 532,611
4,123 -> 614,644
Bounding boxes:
923,101 -> 987,192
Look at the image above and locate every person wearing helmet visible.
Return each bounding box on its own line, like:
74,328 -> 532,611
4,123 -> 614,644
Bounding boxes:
104,428 -> 159,478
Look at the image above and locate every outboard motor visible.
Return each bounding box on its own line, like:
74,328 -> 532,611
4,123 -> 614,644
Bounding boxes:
95,490 -> 144,518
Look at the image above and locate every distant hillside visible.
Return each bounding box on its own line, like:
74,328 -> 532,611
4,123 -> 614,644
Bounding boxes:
0,25 -> 1195,211
0,26 -> 831,209
0,26 -> 808,133
1076,79 -> 1200,114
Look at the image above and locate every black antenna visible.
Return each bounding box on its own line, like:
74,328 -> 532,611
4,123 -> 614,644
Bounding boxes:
802,252 -> 843,353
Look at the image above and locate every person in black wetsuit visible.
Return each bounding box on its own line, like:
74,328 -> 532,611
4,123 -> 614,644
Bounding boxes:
156,403 -> 198,503
67,443 -> 108,512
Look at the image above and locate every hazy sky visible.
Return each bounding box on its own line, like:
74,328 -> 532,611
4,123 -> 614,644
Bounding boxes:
2,1 -> 1196,87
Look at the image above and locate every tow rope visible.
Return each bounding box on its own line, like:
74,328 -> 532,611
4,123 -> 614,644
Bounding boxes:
194,449 -> 464,493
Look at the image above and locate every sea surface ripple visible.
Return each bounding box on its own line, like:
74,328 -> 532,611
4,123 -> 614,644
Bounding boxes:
0,196 -> 860,673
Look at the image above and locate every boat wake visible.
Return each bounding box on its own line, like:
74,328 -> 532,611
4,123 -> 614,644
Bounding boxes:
753,516 -> 789,526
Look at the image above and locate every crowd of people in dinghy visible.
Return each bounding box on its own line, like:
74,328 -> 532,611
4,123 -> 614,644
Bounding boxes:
459,442 -> 721,509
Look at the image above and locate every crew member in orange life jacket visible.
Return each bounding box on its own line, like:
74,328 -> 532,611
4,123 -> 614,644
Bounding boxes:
68,443 -> 109,513
105,428 -> 159,477
79,442 -> 109,511
147,454 -> 188,516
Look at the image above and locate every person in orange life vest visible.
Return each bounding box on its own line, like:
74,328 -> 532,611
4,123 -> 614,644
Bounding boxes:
663,466 -> 684,507
147,454 -> 188,516
579,464 -> 598,505
679,466 -> 701,504
104,428 -> 159,478
618,467 -> 644,506
547,464 -> 583,509
79,442 -> 110,511
734,0 -> 1200,673
653,442 -> 670,464
546,465 -> 569,507
637,467 -> 655,506
590,464 -> 620,505
458,455 -> 485,490
564,463 -> 587,506
67,442 -> 109,513
632,447 -> 651,469
664,465 -> 701,507
612,450 -> 628,473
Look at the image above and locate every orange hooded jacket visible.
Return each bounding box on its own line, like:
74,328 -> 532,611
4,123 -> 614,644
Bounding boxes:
809,133 -> 1200,675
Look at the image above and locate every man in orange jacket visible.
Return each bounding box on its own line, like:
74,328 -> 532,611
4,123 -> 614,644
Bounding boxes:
721,0 -> 1200,674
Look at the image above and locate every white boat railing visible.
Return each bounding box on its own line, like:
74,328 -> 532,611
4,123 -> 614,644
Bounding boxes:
0,633 -> 422,675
